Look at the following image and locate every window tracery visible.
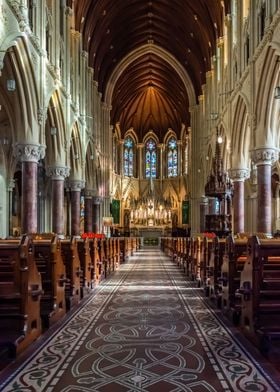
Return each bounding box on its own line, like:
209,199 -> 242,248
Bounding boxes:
145,139 -> 157,178
167,137 -> 178,177
124,136 -> 134,177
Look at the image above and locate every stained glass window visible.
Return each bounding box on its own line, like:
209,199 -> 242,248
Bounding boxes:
124,137 -> 134,176
167,137 -> 178,177
145,139 -> 157,178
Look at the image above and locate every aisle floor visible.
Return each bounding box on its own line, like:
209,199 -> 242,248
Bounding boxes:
1,247 -> 280,391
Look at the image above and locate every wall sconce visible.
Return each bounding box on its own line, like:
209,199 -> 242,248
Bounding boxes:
275,86 -> 280,99
217,135 -> 223,144
7,79 -> 16,92
50,127 -> 57,135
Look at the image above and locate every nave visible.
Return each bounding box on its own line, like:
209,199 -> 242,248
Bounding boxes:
0,247 -> 280,392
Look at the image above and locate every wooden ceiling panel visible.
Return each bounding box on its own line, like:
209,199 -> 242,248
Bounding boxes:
74,0 -> 229,140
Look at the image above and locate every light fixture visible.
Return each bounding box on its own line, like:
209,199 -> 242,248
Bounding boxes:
7,79 -> 16,92
50,127 -> 57,135
217,135 -> 223,144
275,86 -> 280,99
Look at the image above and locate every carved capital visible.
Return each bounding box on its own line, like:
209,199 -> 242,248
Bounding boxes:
69,180 -> 85,191
84,189 -> 94,198
200,196 -> 208,205
46,166 -> 70,180
228,168 -> 250,182
7,179 -> 15,191
251,147 -> 279,166
93,196 -> 103,205
13,143 -> 45,163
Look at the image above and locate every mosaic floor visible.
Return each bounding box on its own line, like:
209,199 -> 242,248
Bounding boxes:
0,247 -> 280,391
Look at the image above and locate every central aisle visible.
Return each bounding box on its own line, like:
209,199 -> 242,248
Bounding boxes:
1,247 -> 279,391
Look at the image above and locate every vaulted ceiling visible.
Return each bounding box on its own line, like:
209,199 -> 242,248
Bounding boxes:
73,0 -> 230,141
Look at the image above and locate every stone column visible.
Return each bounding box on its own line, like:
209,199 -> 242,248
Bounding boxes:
13,143 -> 45,234
7,179 -> 15,236
158,143 -> 164,179
199,196 -> 208,232
177,140 -> 182,176
228,168 -> 249,234
119,140 -> 124,176
46,166 -> 70,237
93,196 -> 102,233
84,189 -> 94,233
69,180 -> 85,237
137,143 -> 144,179
252,148 -> 278,235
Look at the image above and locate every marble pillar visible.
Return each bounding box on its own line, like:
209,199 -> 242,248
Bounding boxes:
252,148 -> 278,235
93,196 -> 102,233
13,143 -> 45,234
228,168 -> 249,234
46,166 -> 70,237
7,179 -> 15,236
84,189 -> 94,233
69,180 -> 85,237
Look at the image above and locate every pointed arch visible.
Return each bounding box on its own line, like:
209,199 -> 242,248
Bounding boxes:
69,122 -> 83,179
4,38 -> 40,142
255,47 -> 280,145
45,91 -> 67,165
231,95 -> 251,168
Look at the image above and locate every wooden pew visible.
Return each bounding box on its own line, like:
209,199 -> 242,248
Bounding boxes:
220,235 -> 248,324
119,238 -> 126,263
30,234 -> 66,329
0,236 -> 42,365
238,236 -> 280,353
206,237 -> 226,307
104,239 -> 112,277
190,236 -> 202,285
77,238 -> 94,297
60,238 -> 81,309
88,238 -> 100,284
202,237 -> 214,293
97,239 -> 106,281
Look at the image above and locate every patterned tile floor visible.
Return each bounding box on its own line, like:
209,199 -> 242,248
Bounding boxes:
1,247 -> 280,391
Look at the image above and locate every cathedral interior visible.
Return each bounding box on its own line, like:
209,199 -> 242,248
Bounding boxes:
1,1 -> 280,391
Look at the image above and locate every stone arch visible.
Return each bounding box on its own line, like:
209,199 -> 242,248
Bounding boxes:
255,46 -> 279,146
104,44 -> 196,108
85,141 -> 97,191
69,122 -> 83,180
45,91 -> 67,166
3,38 -> 40,142
231,95 -> 251,168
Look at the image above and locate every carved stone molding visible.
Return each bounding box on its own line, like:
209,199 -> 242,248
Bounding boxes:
228,168 -> 250,182
93,196 -> 103,205
46,166 -> 70,180
251,147 -> 279,166
84,189 -> 94,198
13,143 -> 45,163
69,180 -> 85,191
7,179 -> 15,191
200,196 -> 208,205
